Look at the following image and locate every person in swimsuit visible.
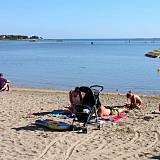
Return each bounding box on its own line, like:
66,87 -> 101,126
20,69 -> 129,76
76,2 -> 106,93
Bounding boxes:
97,105 -> 128,117
69,87 -> 82,113
126,91 -> 142,109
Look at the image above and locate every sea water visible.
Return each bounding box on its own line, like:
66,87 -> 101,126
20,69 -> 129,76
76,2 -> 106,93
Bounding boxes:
0,39 -> 160,94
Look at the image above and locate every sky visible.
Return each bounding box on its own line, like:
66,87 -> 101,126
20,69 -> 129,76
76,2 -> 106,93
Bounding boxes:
0,0 -> 160,39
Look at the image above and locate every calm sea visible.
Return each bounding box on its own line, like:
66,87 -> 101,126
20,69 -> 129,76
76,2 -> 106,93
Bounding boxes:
0,39 -> 160,94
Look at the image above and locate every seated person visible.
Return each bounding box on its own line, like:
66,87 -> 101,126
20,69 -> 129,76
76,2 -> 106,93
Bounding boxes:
0,73 -> 10,91
126,91 -> 142,109
97,105 -> 128,117
69,87 -> 82,113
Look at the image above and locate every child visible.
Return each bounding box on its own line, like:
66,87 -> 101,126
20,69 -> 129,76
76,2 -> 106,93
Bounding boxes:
126,91 -> 142,109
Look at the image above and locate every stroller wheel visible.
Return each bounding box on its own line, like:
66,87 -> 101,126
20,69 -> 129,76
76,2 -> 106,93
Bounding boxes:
82,127 -> 87,133
97,124 -> 100,130
71,125 -> 76,131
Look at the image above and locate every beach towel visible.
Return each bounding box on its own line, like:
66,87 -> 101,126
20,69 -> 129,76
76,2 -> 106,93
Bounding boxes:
32,109 -> 74,118
102,113 -> 128,122
51,110 -> 75,118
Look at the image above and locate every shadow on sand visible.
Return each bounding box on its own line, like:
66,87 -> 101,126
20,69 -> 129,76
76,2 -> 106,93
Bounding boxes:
150,155 -> 160,159
32,109 -> 71,116
12,124 -> 57,132
12,124 -> 70,132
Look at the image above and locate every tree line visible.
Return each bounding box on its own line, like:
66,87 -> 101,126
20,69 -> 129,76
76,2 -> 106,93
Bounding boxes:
0,35 -> 43,40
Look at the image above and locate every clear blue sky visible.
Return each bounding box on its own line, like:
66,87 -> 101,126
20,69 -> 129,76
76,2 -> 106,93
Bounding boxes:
1,0 -> 160,39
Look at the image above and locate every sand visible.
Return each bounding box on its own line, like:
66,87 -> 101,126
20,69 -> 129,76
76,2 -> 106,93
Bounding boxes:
0,88 -> 160,160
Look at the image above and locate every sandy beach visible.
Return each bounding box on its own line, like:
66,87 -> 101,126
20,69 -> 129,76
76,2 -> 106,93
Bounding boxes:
0,88 -> 160,160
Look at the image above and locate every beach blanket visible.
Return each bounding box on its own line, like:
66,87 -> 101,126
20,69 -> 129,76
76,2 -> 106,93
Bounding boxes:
102,113 -> 128,122
51,113 -> 75,119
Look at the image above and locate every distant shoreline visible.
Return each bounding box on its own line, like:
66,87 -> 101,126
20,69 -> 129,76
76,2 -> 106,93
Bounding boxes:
29,38 -> 160,44
0,35 -> 42,40
1,37 -> 160,41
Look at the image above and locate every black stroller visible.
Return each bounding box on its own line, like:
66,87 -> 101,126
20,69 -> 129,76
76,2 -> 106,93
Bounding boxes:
73,85 -> 103,133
